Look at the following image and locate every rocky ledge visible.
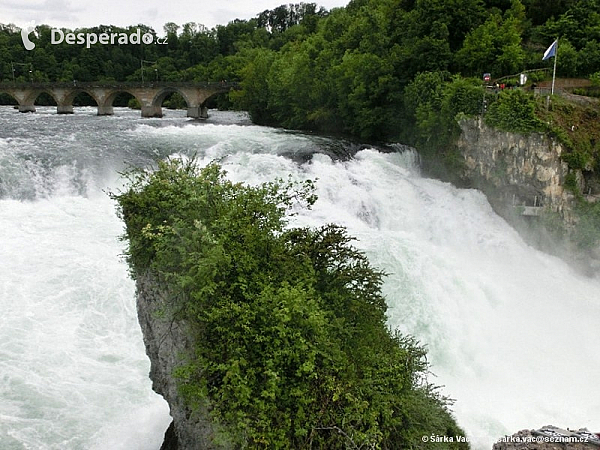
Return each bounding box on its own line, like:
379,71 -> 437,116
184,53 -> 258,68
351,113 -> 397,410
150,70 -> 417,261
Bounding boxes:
494,426 -> 600,450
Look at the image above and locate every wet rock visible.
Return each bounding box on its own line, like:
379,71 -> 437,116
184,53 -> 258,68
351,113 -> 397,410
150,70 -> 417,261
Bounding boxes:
493,426 -> 600,450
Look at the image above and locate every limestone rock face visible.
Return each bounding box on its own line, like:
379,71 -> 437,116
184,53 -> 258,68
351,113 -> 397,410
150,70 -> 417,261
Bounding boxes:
136,271 -> 231,450
456,117 -> 600,273
457,117 -> 576,222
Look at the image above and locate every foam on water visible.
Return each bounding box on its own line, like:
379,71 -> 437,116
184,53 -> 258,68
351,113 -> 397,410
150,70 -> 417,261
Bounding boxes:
0,194 -> 170,449
127,123 -> 326,162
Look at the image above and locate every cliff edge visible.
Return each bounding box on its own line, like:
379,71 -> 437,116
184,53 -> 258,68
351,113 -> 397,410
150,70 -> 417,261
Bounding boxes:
135,271 -> 230,450
457,116 -> 575,221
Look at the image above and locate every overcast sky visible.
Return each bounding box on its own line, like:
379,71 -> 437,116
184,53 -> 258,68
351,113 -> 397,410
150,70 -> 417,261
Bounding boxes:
1,0 -> 350,33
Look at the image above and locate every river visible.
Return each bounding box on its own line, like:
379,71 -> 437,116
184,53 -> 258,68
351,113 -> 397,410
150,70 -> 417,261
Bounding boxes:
1,106 -> 599,449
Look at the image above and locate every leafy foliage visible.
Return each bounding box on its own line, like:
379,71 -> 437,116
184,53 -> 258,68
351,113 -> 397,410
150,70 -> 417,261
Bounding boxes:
456,9 -> 526,77
4,0 -> 600,225
113,159 -> 467,449
536,95 -> 600,174
403,72 -> 487,181
574,200 -> 600,248
484,89 -> 545,132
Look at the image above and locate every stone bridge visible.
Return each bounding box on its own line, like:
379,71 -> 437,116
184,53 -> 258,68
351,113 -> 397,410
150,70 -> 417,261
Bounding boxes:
0,81 -> 239,118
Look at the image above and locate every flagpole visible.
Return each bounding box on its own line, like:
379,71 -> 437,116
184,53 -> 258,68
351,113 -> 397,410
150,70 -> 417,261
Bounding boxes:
551,38 -> 558,95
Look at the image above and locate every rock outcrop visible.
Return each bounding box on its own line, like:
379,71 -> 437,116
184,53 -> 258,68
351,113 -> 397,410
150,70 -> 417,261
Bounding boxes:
457,117 -> 600,272
494,427 -> 600,450
457,117 -> 576,222
136,271 -> 231,450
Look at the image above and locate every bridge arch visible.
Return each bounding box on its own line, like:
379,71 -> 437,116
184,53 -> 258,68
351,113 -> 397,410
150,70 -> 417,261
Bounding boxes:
48,89 -> 101,114
0,91 -> 19,106
62,89 -> 101,107
137,87 -> 195,118
24,90 -> 58,106
151,87 -> 192,109
102,90 -> 144,112
71,87 -> 146,116
0,89 -> 59,113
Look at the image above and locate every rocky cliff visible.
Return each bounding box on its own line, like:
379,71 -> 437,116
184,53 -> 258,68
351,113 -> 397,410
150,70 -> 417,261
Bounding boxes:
456,117 -> 600,272
136,271 -> 230,450
457,117 -> 576,221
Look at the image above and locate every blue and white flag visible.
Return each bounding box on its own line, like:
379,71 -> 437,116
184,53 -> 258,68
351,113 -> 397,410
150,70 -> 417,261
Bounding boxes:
543,40 -> 558,60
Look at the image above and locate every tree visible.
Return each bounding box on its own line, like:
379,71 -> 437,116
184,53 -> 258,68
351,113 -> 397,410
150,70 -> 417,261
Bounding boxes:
579,40 -> 600,75
522,0 -> 577,26
456,11 -> 526,76
555,39 -> 580,76
256,3 -> 327,34
408,0 -> 487,51
485,89 -> 544,132
331,50 -> 402,139
539,0 -> 600,49
216,19 -> 257,55
231,48 -> 278,124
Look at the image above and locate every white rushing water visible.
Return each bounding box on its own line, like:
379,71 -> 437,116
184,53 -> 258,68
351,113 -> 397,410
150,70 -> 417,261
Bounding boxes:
1,106 -> 599,449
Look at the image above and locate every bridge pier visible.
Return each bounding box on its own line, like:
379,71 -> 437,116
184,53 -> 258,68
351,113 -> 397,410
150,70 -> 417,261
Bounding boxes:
187,105 -> 209,119
53,89 -> 74,114
97,105 -> 114,116
141,105 -> 163,118
57,105 -> 74,114
18,104 -> 36,113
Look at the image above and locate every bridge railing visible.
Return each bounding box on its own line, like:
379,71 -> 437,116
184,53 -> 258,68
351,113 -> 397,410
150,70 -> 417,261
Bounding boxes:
0,81 -> 240,89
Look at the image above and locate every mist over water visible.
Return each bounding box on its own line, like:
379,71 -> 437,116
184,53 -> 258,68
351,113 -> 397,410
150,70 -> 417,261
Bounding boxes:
1,106 -> 599,449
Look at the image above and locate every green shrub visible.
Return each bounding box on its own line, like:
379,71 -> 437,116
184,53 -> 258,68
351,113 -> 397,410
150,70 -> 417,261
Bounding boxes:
564,172 -> 579,193
550,126 -> 574,151
561,151 -> 589,170
485,89 -> 545,132
527,70 -> 548,83
113,158 -> 467,449
443,76 -> 486,118
572,86 -> 600,98
128,98 -> 141,109
403,73 -> 487,182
